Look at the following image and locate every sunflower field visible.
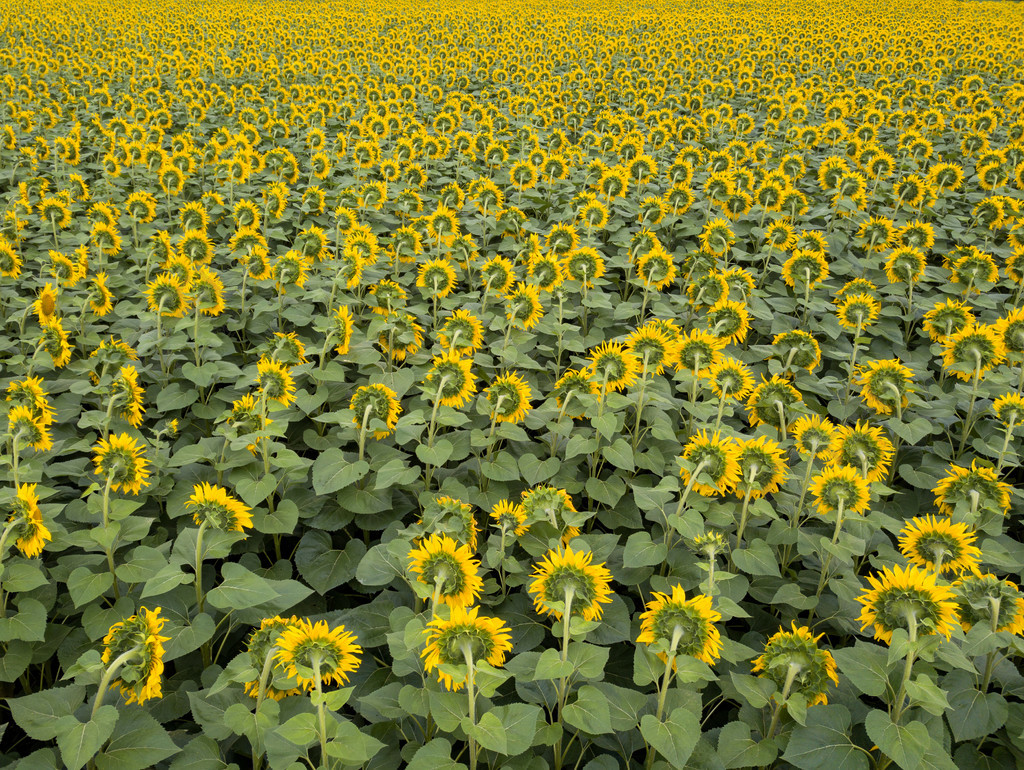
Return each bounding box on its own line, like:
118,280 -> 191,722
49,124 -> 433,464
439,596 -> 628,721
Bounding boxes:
2,0 -> 1024,768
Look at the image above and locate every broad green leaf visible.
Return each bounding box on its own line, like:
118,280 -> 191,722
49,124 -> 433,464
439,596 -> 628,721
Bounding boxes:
639,707 -> 700,768
563,685 -> 614,734
864,710 -> 929,770
782,705 -> 868,770
9,685 -> 86,740
95,708 -> 180,770
57,706 -> 119,770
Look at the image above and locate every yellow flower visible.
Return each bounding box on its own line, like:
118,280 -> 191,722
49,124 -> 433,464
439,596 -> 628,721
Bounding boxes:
626,324 -> 679,375
529,545 -> 614,622
856,359 -> 914,415
836,292 -> 881,330
589,341 -> 640,392
490,500 -> 528,536
751,623 -> 838,707
186,482 -> 252,532
257,356 -> 296,407
733,436 -> 788,499
505,282 -> 544,329
828,421 -> 893,483
637,585 -> 722,667
243,616 -> 302,700
93,433 -> 150,495
417,258 -> 457,298
680,431 -> 741,497
408,533 -> 483,608
933,460 -> 1011,517
899,515 -> 981,576
350,384 -> 401,439
7,405 -> 53,451
791,415 -> 836,458
5,483 -> 51,558
423,352 -> 476,409
810,464 -> 871,516
953,573 -> 1024,635
438,309 -> 484,354
942,324 -> 1006,381
485,371 -> 532,424
101,607 -> 169,705
422,604 -> 513,691
275,619 -> 362,691
857,565 -> 959,645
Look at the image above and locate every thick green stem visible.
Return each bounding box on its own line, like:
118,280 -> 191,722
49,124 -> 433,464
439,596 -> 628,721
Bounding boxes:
357,404 -> 373,463
765,662 -> 801,740
981,597 -> 1001,692
91,647 -> 141,719
312,655 -> 329,770
891,612 -> 918,724
815,495 -> 846,597
956,353 -> 984,460
462,642 -> 478,770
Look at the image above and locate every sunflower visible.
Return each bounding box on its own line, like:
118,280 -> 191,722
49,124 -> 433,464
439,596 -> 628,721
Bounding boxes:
751,624 -> 838,707
332,305 -> 355,357
485,371 -> 532,424
857,216 -> 896,252
562,248 -> 605,287
186,482 -> 252,533
995,308 -> 1024,357
257,356 -> 295,407
110,365 -> 145,428
527,251 -> 563,291
101,606 -> 169,705
33,282 -> 58,322
38,316 -> 71,368
379,313 -> 424,362
699,218 -> 735,256
367,280 -> 408,318
791,415 -> 836,458
686,272 -> 728,310
953,573 -> 1024,634
93,433 -> 150,495
899,515 -> 981,576
704,300 -> 750,345
7,405 -> 53,452
636,246 -> 676,291
857,565 -> 960,645
422,604 -> 513,691
243,616 -> 302,700
0,239 -> 21,277
952,251 -> 998,292
810,464 -> 871,517
771,330 -> 821,373
480,256 -> 515,294
505,282 -> 544,330
423,353 -> 477,409
490,500 -> 528,537
782,250 -> 829,289
836,292 -> 881,330
626,324 -> 679,375
637,586 -> 722,667
587,340 -> 640,393
350,384 -> 401,439
884,247 -> 926,284
675,329 -> 724,375
834,278 -> 877,301
707,357 -> 754,401
529,545 -> 614,622
922,299 -> 974,342
933,461 -> 1012,518
734,436 -> 788,499
856,359 -> 914,415
275,619 -> 361,691
680,431 -> 741,496
520,486 -> 581,543
942,324 -> 1006,381
992,393 -> 1024,427
417,258 -> 457,298
145,274 -> 190,318
5,483 -> 51,558
271,333 -> 308,366
829,421 -> 893,482
88,273 -> 113,317
438,310 -> 484,355
551,369 -> 597,419
745,375 -> 803,431
408,533 -> 483,608
5,377 -> 54,427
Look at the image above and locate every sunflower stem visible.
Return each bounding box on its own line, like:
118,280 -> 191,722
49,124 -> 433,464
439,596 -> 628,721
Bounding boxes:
357,404 -> 373,464
645,626 -> 684,770
981,597 -> 1001,692
252,645 -> 279,770
461,642 -> 478,770
549,392 -> 573,459
774,400 -> 787,443
312,655 -> 329,770
891,612 -> 918,724
955,352 -> 983,460
91,646 -> 141,720
841,318 -> 864,406
814,495 -> 846,598
734,467 -> 758,553
712,387 -> 729,433
631,352 -> 651,453
100,473 -> 120,600
996,417 -> 1016,473
765,662 -> 800,740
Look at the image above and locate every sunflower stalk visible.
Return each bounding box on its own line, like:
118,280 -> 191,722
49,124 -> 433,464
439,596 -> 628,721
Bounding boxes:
774,400 -> 787,442
995,417 -> 1016,473
100,472 -> 121,600
814,495 -> 846,598
311,655 -> 330,770
841,317 -> 864,406
890,612 -> 918,725
91,646 -> 142,720
644,625 -> 685,770
734,465 -> 759,552
631,352 -> 651,452
781,451 -> 819,573
955,351 -> 984,460
461,641 -> 479,770
357,404 -> 373,464
765,662 -> 801,740
980,597 -> 1001,692
663,458 -> 707,566
712,385 -> 730,433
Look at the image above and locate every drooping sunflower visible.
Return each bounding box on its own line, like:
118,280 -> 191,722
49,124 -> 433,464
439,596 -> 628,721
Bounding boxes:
101,606 -> 170,705
7,405 -> 53,452
637,585 -> 722,667
680,431 -> 741,497
109,365 -> 145,428
93,433 -> 150,495
242,616 -> 302,700
422,604 -> 513,692
942,324 -> 1006,381
706,357 -> 754,402
145,274 -> 190,318
275,619 -> 362,691
562,247 -> 606,287
5,377 -> 54,427
379,313 -> 424,362
933,461 -> 1012,518
490,500 -> 529,537
922,299 -> 975,342
636,246 -> 677,291
505,282 -> 544,330
828,421 -> 894,483
992,393 -> 1024,427
39,316 -> 72,368
953,573 -> 1024,634
898,515 -> 981,576
485,371 -> 532,424
751,624 -> 838,707
5,483 -> 51,558
733,436 -> 788,499
193,267 -> 225,316
529,546 -> 614,622
745,376 -> 803,431
33,282 -> 58,322
857,564 -> 960,645
350,384 -> 401,439
480,256 -> 515,294
88,273 -> 113,317
771,330 -> 821,373
332,305 -> 355,357
810,464 -> 872,517
856,359 -> 915,416
186,482 -> 252,533
588,341 -> 640,392
256,356 -> 296,407
699,218 -> 735,256
438,309 -> 484,355
422,353 -> 477,409
704,299 -> 750,345
407,533 -> 483,608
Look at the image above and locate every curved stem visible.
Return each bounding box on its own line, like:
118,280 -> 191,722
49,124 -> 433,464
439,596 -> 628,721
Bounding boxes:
891,613 -> 918,724
765,662 -> 801,740
91,647 -> 141,719
357,404 -> 373,463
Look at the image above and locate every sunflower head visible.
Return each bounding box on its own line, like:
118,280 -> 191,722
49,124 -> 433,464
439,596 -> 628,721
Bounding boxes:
551,369 -> 598,419
828,421 -> 894,483
734,436 -> 788,499
791,415 -> 836,457
933,461 -> 1011,519
243,616 -> 302,700
836,292 -> 881,330
438,310 -> 484,354
745,375 -> 803,430
350,384 -> 401,439
856,359 -> 914,415
705,299 -> 750,345
811,464 -> 871,516
588,341 -> 639,392
407,533 -> 482,608
275,619 -> 362,690
256,356 -> 296,407
782,250 -> 829,289
6,483 -> 51,558
953,572 -> 1024,634
422,604 -> 513,691
490,500 -> 528,537
101,606 -> 169,705
93,433 -> 150,495
857,564 -> 960,645
992,393 -> 1024,428
485,371 -> 532,424
7,405 -> 52,452
529,545 -> 614,622
680,431 -> 741,497
899,515 -> 981,576
942,324 -> 1006,381
996,308 -> 1024,356
923,299 -> 974,342
637,585 -> 722,667
751,623 -> 838,707
771,330 -> 821,373
186,482 -> 252,533
505,282 -> 544,329
626,324 -> 680,375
